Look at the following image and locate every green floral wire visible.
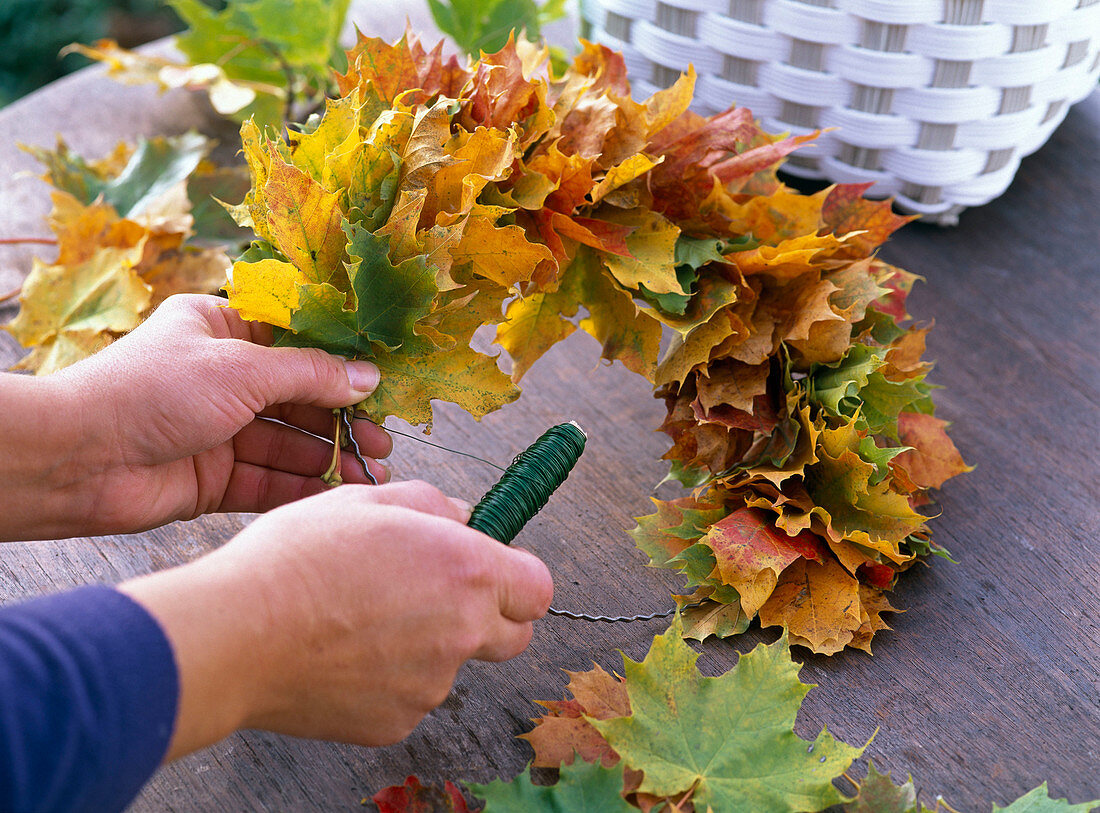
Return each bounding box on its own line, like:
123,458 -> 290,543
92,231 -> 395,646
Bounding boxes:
467,422 -> 586,545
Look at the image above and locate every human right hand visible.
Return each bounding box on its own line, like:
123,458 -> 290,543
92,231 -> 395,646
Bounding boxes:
118,480 -> 553,759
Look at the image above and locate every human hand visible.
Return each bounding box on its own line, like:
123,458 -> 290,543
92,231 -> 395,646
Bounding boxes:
118,480 -> 554,759
24,293 -> 391,538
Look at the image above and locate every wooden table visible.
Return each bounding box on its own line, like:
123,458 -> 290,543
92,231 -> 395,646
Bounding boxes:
1,11 -> 1097,811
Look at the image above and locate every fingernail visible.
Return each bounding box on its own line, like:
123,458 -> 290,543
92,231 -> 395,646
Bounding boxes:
449,497 -> 473,522
345,361 -> 379,395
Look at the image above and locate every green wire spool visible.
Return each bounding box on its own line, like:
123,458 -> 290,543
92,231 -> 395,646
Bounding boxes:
468,422 -> 587,544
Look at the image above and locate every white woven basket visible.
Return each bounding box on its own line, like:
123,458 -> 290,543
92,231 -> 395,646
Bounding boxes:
578,0 -> 1100,223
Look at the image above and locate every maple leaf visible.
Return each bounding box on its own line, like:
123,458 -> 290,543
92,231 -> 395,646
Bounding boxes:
843,761 -> 937,813
448,210 -> 554,291
678,595 -> 751,641
803,418 -> 929,563
496,276 -> 580,381
187,160 -> 253,244
362,339 -> 520,431
373,775 -> 472,813
701,507 -> 827,616
630,495 -> 730,570
573,249 -> 662,380
992,785 -> 1100,812
4,247 -> 150,375
519,663 -> 629,768
597,208 -> 681,295
757,557 -> 863,654
294,223 -> 433,351
590,618 -> 864,812
470,760 -> 635,812
25,133 -> 210,220
808,344 -> 933,439
893,412 -> 973,490
141,247 -> 232,307
822,183 -> 916,256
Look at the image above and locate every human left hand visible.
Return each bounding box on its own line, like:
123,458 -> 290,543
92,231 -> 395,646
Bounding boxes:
7,294 -> 391,539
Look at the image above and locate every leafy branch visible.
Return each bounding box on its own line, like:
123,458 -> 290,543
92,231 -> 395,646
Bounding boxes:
427,0 -> 567,56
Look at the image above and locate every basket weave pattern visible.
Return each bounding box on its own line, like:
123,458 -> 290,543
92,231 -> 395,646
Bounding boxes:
579,0 -> 1100,222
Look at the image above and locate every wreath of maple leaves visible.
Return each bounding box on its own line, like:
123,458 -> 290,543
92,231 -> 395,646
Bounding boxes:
233,32 -> 969,655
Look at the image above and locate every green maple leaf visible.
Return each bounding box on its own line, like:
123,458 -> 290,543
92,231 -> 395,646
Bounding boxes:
844,761 -> 934,813
650,234 -> 761,315
667,542 -> 720,589
994,784 -> 1099,813
267,222 -> 520,429
661,458 -> 715,488
854,308 -> 909,345
26,133 -> 210,218
277,222 -> 435,354
807,344 -> 933,439
360,339 -> 520,430
591,618 -> 864,812
664,502 -> 729,540
639,263 -> 696,316
857,435 -> 906,486
859,371 -> 934,439
804,419 -> 928,557
808,344 -> 882,415
468,759 -> 634,812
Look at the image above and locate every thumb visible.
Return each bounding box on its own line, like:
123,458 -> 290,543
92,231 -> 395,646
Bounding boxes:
237,342 -> 380,408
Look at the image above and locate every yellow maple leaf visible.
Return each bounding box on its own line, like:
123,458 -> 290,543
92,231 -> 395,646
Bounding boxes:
449,210 -> 554,291
225,258 -> 307,328
6,247 -> 151,373
422,127 -> 517,225
262,149 -> 348,287
599,208 -> 681,294
758,557 -> 863,655
361,341 -> 520,432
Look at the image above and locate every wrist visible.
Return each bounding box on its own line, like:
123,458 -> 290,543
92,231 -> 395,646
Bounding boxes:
118,550 -> 277,760
0,371 -> 101,541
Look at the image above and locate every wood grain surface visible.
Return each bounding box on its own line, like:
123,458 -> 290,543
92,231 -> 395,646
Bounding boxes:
0,11 -> 1097,811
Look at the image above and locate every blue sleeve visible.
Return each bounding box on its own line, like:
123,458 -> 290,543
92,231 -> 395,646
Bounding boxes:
0,584 -> 179,813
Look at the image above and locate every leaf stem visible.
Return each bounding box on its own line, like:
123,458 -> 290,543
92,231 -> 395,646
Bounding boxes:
321,409 -> 344,486
0,285 -> 22,304
0,238 -> 55,246
255,38 -> 298,125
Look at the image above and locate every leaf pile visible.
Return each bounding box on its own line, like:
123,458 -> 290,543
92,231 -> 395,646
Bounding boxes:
217,32 -> 969,645
480,618 -> 865,812
5,133 -> 232,373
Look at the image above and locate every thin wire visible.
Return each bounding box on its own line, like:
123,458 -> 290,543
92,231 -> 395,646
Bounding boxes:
341,409 -> 377,485
357,419 -> 507,473
547,599 -> 707,623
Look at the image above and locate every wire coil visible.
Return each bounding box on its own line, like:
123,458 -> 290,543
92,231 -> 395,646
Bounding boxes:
468,422 -> 587,545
